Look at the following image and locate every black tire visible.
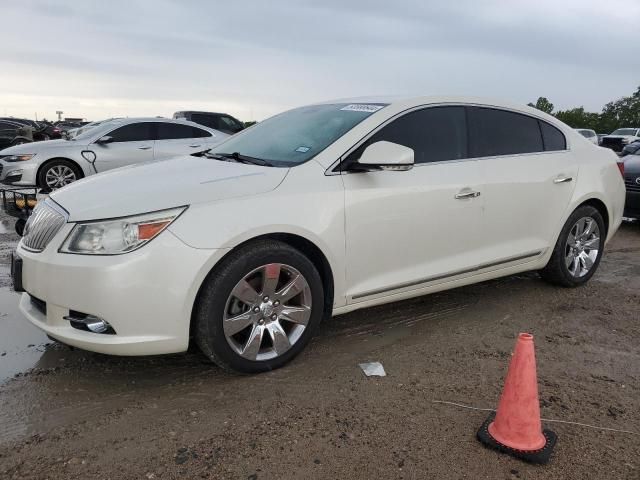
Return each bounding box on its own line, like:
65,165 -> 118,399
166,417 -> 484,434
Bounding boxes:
37,159 -> 83,190
194,239 -> 324,373
15,218 -> 26,236
540,205 -> 605,287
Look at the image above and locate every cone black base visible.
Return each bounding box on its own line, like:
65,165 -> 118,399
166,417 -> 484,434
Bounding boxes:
477,413 -> 557,464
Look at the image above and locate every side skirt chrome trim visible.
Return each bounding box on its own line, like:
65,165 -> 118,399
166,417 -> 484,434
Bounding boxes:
351,250 -> 544,301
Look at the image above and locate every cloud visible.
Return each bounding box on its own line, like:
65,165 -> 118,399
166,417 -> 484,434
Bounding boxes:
1,0 -> 638,121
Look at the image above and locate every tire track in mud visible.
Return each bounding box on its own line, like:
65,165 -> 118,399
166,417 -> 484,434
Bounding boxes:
0,293 -> 475,445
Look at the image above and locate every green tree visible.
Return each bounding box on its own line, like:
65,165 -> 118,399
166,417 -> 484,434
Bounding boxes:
527,97 -> 554,114
554,107 -> 600,130
528,86 -> 640,133
598,86 -> 640,133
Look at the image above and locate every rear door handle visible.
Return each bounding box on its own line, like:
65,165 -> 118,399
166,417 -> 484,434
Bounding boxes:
138,146 -> 152,150
455,189 -> 481,199
189,144 -> 202,148
553,176 -> 573,184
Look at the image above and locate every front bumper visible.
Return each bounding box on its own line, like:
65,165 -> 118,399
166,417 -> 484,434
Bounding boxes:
0,160 -> 38,186
17,227 -> 220,356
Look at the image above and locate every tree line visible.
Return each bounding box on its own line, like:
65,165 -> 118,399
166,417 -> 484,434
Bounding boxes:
528,85 -> 640,134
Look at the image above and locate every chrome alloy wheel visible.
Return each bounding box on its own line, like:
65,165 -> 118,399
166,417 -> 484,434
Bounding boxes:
223,263 -> 312,361
564,216 -> 600,278
45,165 -> 76,189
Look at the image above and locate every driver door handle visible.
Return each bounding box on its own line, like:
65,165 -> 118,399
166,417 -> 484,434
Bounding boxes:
189,144 -> 202,148
455,189 -> 481,199
553,176 -> 573,184
138,146 -> 152,150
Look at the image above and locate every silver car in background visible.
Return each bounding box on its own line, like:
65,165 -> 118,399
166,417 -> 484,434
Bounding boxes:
0,118 -> 229,189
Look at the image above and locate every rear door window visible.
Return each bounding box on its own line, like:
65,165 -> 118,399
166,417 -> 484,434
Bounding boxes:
468,107 -> 544,157
539,121 -> 567,151
157,123 -> 198,140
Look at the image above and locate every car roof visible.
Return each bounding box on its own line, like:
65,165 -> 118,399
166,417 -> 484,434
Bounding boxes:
314,95 -> 551,111
175,111 -> 230,116
81,117 -> 223,138
105,117 -> 218,129
311,95 -> 570,130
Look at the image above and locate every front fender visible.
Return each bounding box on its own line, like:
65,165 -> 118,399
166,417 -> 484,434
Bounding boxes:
168,162 -> 347,308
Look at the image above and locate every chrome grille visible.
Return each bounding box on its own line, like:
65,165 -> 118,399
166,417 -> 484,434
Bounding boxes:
625,179 -> 640,193
22,200 -> 67,252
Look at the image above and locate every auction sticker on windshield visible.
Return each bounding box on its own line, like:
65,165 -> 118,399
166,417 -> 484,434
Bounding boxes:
340,104 -> 385,113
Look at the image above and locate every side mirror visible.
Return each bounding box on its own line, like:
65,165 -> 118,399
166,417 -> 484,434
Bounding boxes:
95,135 -> 113,145
353,141 -> 414,171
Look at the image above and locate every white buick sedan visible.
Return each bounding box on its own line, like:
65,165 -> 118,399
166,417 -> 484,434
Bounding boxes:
13,96 -> 625,373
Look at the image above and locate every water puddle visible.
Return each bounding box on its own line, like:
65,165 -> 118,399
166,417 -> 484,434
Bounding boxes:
0,289 -> 68,384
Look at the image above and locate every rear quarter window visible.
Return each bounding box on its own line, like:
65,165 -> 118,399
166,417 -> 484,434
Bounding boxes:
539,121 -> 567,151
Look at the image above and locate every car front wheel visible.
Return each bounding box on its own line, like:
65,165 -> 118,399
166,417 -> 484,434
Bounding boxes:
540,205 -> 605,287
38,159 -> 82,190
194,240 -> 324,373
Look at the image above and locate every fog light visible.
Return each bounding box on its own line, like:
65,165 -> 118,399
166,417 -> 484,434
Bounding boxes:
64,311 -> 116,334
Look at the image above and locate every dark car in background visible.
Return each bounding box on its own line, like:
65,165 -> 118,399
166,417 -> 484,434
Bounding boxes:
0,120 -> 33,149
0,118 -> 59,141
622,153 -> 640,220
173,111 -> 244,135
621,139 -> 640,157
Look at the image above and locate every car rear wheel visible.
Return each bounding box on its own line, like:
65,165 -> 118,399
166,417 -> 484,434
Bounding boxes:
194,240 -> 324,373
540,205 -> 605,287
38,159 -> 82,190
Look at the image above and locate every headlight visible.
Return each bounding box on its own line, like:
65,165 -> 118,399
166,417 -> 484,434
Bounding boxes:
4,154 -> 36,162
60,207 -> 186,255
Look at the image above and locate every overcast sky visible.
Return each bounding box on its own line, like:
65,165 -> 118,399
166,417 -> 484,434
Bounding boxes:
1,0 -> 638,122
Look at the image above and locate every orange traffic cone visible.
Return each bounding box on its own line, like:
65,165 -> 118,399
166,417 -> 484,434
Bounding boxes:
477,333 -> 557,464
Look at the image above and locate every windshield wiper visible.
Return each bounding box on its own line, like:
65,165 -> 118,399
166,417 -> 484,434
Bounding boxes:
213,152 -> 273,167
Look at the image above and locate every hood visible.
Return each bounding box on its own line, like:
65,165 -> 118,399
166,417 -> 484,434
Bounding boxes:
50,155 -> 289,221
0,138 -> 75,154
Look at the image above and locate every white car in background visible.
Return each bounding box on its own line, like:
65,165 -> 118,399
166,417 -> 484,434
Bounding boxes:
0,118 -> 228,189
575,128 -> 598,145
13,96 -> 625,373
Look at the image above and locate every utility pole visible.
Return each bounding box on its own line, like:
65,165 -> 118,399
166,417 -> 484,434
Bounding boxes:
56,110 -> 63,121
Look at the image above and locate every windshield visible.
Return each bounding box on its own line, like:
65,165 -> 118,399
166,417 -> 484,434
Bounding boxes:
72,120 -> 122,141
209,103 -> 387,166
611,128 -> 638,136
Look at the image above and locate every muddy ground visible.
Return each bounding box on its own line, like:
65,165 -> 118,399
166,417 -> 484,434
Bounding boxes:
0,210 -> 638,479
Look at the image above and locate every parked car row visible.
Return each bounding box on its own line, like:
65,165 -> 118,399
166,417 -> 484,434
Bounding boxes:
0,117 -> 229,190
0,118 -> 64,149
0,109 -> 248,189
